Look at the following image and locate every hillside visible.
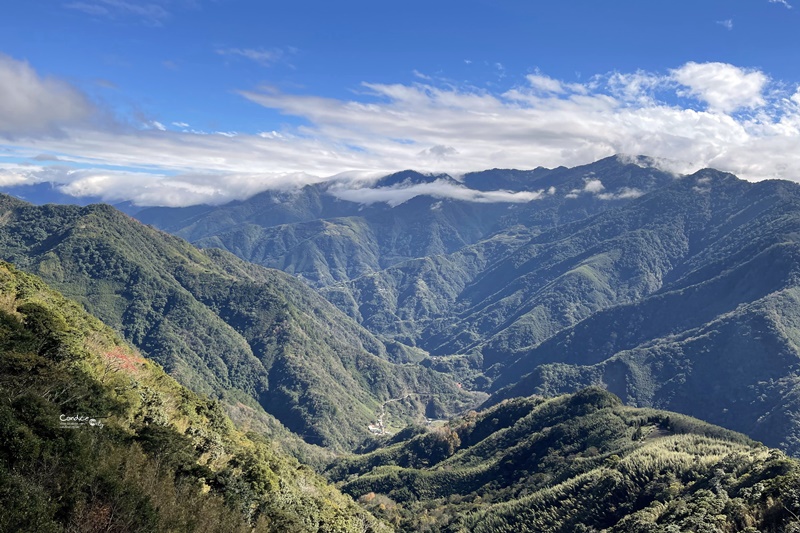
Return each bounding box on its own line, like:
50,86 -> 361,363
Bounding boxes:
325,388 -> 800,532
325,169 -> 754,357
475,174 -> 800,454
0,261 -> 388,532
0,195 -> 477,451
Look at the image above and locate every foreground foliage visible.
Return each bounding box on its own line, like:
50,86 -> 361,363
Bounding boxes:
0,261 -> 388,532
327,389 -> 800,532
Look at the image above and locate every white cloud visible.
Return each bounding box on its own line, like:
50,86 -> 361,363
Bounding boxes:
0,54 -> 93,137
615,154 -> 699,176
672,62 -> 768,113
419,144 -> 458,159
4,55 -> 800,206
0,162 -> 320,206
0,164 -> 33,186
560,177 -> 641,201
327,179 -> 545,207
597,187 -> 644,200
526,72 -> 588,95
716,19 -> 734,30
769,0 -> 792,8
607,70 -> 665,104
583,179 -> 605,193
527,73 -> 566,94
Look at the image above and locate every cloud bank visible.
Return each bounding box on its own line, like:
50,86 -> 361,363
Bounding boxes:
0,55 -> 93,137
328,179 -> 547,207
0,164 -> 319,207
2,54 -> 800,206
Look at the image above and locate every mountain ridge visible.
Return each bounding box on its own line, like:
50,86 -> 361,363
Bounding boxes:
132,156 -> 676,287
324,387 -> 800,532
8,157 -> 800,461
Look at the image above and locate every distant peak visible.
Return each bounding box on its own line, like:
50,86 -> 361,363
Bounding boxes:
373,170 -> 456,188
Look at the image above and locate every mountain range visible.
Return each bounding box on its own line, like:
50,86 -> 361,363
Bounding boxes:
123,156 -> 800,457
6,154 -> 800,530
4,257 -> 800,532
327,388 -> 800,532
134,157 -> 674,288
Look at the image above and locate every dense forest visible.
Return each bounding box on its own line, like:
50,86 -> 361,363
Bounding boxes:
0,261 -> 389,532
326,389 -> 800,532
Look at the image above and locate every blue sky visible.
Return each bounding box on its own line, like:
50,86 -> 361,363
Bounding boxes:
1,0 -> 800,206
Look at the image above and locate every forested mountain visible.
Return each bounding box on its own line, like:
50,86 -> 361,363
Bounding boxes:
0,195 -> 477,451
6,259 -> 799,532
325,388 -> 800,532
0,261 -> 387,532
327,169 -> 800,455
129,157 -> 800,458
135,156 -> 674,287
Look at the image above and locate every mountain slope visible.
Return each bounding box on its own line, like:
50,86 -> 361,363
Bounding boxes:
131,157 -> 800,459
326,388 -> 800,532
489,251 -> 800,454
0,261 -> 388,532
471,175 -> 800,454
0,195 -> 477,450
